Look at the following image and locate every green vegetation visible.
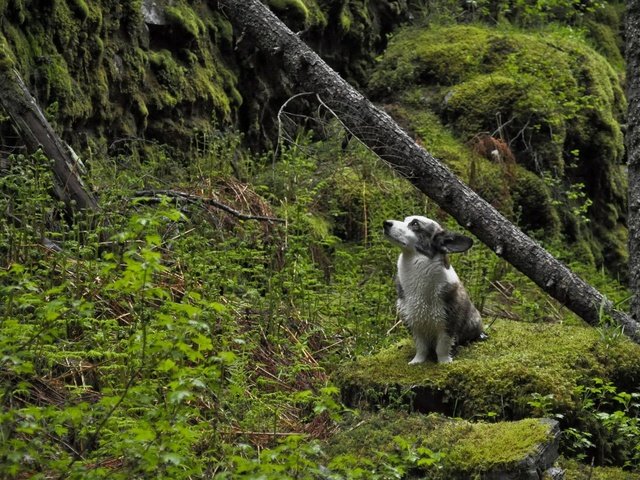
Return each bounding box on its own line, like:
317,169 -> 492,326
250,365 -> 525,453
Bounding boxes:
0,0 -> 239,161
0,0 -> 638,478
325,412 -> 557,478
337,320 -> 640,418
562,458 -> 640,479
1,127 -> 637,477
369,23 -> 627,272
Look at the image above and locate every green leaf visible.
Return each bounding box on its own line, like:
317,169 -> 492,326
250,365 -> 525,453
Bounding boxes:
194,334 -> 213,352
156,359 -> 177,372
217,351 -> 236,364
162,452 -> 183,465
132,426 -> 156,442
168,390 -> 192,405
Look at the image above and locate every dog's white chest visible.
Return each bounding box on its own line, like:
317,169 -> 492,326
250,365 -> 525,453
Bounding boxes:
396,253 -> 459,331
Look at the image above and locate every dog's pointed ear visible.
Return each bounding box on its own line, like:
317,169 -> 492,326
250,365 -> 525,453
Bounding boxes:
434,232 -> 473,253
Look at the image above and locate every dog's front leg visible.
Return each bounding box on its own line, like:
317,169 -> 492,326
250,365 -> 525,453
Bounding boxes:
435,333 -> 453,364
409,334 -> 429,365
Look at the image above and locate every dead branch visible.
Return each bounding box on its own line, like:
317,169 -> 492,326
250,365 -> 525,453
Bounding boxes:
134,189 -> 285,223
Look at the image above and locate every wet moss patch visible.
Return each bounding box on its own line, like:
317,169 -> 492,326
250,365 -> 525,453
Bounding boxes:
336,319 -> 640,418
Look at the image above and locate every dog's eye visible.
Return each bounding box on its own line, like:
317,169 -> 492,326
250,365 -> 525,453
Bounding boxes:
409,219 -> 419,227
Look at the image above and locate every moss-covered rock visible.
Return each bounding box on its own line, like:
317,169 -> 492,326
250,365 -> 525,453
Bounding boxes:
326,411 -> 560,479
266,0 -> 326,31
0,0 -> 240,162
369,24 -> 627,275
336,319 -> 640,418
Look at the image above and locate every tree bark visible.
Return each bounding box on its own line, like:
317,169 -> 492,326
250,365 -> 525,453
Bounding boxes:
217,0 -> 640,343
0,67 -> 98,213
627,0 -> 640,323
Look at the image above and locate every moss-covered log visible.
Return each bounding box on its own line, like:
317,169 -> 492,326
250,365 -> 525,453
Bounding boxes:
0,66 -> 98,213
216,0 -> 640,343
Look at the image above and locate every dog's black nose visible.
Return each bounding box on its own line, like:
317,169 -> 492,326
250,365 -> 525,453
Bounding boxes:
383,220 -> 393,230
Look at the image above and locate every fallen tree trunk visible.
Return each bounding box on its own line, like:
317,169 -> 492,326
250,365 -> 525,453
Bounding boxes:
626,0 -> 640,322
0,66 -> 98,213
217,0 -> 640,343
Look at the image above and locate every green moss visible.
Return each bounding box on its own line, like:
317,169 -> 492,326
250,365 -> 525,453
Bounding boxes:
336,319 -> 640,418
326,411 -> 558,477
445,419 -> 553,471
51,0 -> 80,53
191,63 -> 231,115
585,20 -> 624,71
339,6 -> 353,32
561,458 -> 639,479
0,0 -> 237,163
369,26 -> 491,94
36,52 -> 91,121
370,25 -> 624,171
369,23 -> 627,274
267,0 -> 328,28
511,169 -> 560,236
149,49 -> 186,92
9,0 -> 26,24
268,0 -> 309,20
69,0 -> 90,21
165,4 -> 206,38
211,12 -> 233,46
121,46 -> 148,87
3,23 -> 29,71
393,99 -> 472,169
0,33 -> 15,71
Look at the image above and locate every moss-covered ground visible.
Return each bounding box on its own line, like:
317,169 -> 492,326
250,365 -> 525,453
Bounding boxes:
561,458 -> 640,479
325,411 -> 558,478
337,319 -> 640,418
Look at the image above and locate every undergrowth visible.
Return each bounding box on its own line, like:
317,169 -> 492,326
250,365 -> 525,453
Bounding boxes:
0,129 -> 637,478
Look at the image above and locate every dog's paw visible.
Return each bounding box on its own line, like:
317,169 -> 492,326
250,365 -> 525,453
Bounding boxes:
437,356 -> 453,364
408,356 -> 426,365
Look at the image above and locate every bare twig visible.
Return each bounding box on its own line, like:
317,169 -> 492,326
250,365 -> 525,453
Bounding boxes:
134,189 -> 285,223
275,92 -> 315,160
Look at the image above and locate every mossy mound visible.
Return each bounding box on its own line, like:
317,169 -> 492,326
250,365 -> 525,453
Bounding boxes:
369,24 -> 627,275
336,320 -> 640,418
325,411 -> 560,479
369,25 -> 624,175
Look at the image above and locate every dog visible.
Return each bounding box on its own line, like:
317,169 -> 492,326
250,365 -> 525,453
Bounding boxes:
383,216 -> 485,364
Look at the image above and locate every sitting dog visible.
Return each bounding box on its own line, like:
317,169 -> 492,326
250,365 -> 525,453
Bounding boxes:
383,216 -> 485,364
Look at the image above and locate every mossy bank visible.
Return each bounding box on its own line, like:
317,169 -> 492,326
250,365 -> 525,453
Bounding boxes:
337,319 -> 640,417
368,24 -> 628,276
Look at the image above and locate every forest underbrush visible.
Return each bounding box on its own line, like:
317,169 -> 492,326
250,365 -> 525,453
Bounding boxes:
1,130 -> 638,478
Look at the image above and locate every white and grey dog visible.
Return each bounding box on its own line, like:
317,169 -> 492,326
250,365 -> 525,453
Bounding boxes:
383,216 -> 485,364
